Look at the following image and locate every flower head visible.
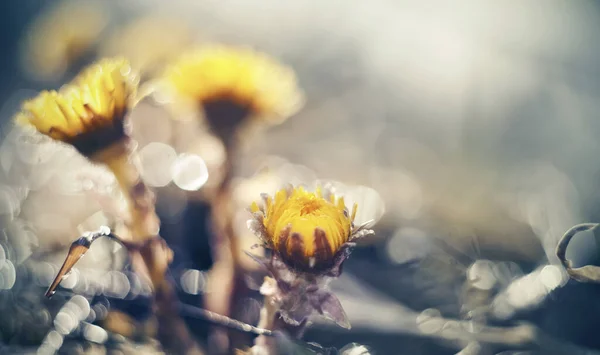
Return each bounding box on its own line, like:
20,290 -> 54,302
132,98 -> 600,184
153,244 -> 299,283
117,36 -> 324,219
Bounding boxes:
17,58 -> 138,156
247,184 -> 375,328
250,185 -> 363,272
155,45 -> 304,141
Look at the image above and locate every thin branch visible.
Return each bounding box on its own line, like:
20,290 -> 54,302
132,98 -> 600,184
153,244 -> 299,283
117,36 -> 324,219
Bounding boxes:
179,303 -> 274,337
556,223 -> 600,282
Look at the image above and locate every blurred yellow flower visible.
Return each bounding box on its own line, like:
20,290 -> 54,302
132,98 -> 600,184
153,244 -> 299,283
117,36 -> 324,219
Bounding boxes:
157,45 -> 304,124
99,15 -> 194,78
17,58 -> 138,155
22,1 -> 108,80
250,186 -> 358,272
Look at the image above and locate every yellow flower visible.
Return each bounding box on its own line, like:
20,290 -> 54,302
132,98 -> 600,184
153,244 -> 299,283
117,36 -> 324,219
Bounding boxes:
157,45 -> 304,124
250,186 -> 359,272
17,58 -> 138,155
23,1 -> 108,80
99,15 -> 193,77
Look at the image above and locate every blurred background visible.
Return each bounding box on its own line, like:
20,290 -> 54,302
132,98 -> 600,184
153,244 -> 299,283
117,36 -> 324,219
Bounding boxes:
2,0 -> 600,354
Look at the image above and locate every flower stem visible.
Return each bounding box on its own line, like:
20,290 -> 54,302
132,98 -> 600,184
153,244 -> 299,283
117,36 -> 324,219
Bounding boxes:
95,140 -> 204,355
101,142 -> 160,241
251,277 -> 280,355
205,145 -> 247,353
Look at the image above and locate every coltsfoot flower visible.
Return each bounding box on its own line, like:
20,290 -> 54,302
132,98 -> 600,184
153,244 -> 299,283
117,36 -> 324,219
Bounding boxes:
99,15 -> 194,78
247,184 -> 375,328
154,45 -> 304,141
17,58 -> 138,157
22,1 -> 108,81
250,185 -> 368,272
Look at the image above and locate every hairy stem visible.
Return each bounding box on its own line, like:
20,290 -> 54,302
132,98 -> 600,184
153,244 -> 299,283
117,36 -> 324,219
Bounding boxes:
251,277 -> 280,355
205,145 -> 247,353
102,143 -> 160,241
95,141 -> 204,355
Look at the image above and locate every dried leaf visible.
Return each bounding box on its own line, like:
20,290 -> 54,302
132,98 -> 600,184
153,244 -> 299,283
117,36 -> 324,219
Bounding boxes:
314,291 -> 350,329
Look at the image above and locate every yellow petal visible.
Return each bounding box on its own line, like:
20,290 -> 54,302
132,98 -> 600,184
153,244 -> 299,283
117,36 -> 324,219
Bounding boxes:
159,45 -> 303,122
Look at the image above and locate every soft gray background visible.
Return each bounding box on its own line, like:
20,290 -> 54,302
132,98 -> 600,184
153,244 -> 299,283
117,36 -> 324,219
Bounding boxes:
2,0 -> 600,354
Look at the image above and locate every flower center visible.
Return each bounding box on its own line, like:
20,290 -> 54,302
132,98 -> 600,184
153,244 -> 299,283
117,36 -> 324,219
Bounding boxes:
299,199 -> 323,216
251,186 -> 358,272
